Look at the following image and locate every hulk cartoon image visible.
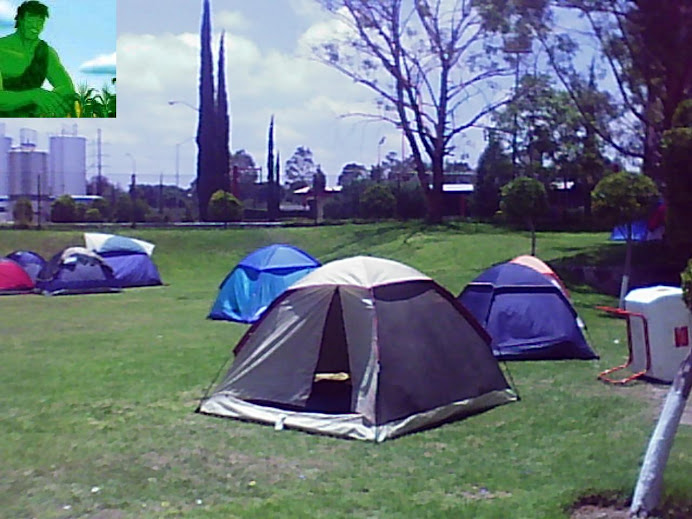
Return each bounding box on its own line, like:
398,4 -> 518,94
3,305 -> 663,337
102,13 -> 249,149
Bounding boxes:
0,1 -> 76,117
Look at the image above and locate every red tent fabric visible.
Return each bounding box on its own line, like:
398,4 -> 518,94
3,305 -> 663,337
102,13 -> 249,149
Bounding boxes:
0,259 -> 34,293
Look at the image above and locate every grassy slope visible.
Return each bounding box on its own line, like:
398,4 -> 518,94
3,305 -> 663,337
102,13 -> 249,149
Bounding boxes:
1,223 -> 690,519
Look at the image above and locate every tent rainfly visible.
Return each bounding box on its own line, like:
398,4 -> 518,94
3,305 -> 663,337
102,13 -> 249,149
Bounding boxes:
5,250 -> 46,283
199,256 -> 517,442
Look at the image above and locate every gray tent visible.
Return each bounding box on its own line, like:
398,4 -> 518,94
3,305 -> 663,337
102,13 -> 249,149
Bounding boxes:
198,256 -> 517,442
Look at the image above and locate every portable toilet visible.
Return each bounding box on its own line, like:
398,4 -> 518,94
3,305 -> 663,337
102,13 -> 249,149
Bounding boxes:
625,286 -> 692,383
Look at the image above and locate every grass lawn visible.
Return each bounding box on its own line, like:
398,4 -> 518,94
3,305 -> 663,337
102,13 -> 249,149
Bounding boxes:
1,222 -> 691,518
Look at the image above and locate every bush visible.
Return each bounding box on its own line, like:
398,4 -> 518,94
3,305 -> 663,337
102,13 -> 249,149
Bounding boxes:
51,195 -> 76,223
12,197 -> 33,228
500,177 -> 548,224
84,208 -> 104,223
208,190 -> 243,222
113,194 -> 133,223
91,197 -> 111,221
359,183 -> 396,219
682,259 -> 692,312
396,182 -> 427,219
591,172 -> 660,228
75,202 -> 88,222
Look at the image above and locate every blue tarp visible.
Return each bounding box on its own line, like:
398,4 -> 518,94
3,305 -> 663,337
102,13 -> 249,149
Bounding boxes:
99,251 -> 163,288
209,244 -> 320,323
458,263 -> 597,361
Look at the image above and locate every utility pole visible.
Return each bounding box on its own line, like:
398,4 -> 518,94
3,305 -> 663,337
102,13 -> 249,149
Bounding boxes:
97,128 -> 102,195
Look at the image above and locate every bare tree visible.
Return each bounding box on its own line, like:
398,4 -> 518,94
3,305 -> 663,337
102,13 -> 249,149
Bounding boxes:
314,0 -> 513,222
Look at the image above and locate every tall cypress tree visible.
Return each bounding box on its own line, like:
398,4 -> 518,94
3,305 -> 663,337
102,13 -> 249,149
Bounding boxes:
216,31 -> 230,195
196,0 -> 215,221
274,150 -> 281,218
266,115 -> 275,219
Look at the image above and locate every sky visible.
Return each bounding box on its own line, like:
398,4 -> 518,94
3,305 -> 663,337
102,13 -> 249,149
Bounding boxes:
0,0 -> 595,189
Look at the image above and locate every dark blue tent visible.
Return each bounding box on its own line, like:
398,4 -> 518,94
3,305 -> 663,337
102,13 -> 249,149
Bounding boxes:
609,220 -> 651,241
5,250 -> 45,283
208,244 -> 320,323
458,262 -> 597,361
36,248 -> 121,296
99,251 -> 162,288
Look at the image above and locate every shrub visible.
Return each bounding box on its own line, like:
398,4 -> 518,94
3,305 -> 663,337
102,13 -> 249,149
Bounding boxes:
114,194 -> 133,223
50,195 -> 76,223
591,172 -> 660,229
500,177 -> 548,224
75,202 -> 88,222
91,197 -> 111,221
208,190 -> 243,222
396,182 -> 427,219
85,208 -> 104,223
12,198 -> 33,228
359,183 -> 396,219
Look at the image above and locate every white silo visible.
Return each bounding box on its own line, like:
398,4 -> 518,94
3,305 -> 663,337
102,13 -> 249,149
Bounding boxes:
49,130 -> 87,196
8,142 -> 49,223
0,123 -> 11,197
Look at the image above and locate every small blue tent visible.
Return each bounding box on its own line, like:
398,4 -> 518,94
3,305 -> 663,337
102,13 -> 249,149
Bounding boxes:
458,262 -> 597,361
84,233 -> 162,287
36,248 -> 121,296
208,244 -> 320,323
5,250 -> 46,283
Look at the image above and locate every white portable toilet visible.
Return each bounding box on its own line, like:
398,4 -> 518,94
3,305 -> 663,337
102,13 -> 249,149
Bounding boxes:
625,286 -> 692,383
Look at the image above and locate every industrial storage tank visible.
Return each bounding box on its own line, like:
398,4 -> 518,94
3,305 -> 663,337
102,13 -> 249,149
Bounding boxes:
0,123 -> 11,197
8,146 -> 49,197
49,133 -> 87,196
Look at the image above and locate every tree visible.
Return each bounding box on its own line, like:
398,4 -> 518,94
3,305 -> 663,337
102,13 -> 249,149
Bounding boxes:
500,177 -> 548,256
360,183 -> 396,220
591,172 -> 660,307
12,197 -> 33,228
338,163 -> 367,186
113,193 -> 133,223
630,259 -> 692,517
208,190 -> 243,222
195,0 -> 216,221
285,146 -> 317,189
50,195 -> 77,223
229,150 -> 259,185
216,31 -> 231,196
314,0 -> 514,223
266,115 -> 280,220
660,100 -> 692,261
472,131 -> 513,218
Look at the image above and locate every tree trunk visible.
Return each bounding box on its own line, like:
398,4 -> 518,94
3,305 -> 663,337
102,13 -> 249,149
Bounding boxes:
619,228 -> 633,309
630,349 -> 692,518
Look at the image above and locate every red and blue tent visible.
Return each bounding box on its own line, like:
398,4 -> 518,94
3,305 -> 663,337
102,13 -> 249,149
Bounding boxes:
0,259 -> 35,294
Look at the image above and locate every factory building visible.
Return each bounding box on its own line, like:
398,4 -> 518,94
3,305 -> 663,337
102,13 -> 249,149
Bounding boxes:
0,125 -> 88,223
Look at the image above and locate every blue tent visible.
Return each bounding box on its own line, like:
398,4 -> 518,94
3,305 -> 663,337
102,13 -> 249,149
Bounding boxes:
84,233 -> 162,287
5,250 -> 46,283
99,251 -> 162,288
36,248 -> 121,296
458,262 -> 597,361
609,220 -> 651,241
208,244 -> 320,323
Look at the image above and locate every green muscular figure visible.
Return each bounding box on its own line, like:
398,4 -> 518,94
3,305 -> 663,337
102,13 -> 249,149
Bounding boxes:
0,1 -> 76,117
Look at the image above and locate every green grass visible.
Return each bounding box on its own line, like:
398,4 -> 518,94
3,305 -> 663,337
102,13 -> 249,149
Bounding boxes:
1,223 -> 691,518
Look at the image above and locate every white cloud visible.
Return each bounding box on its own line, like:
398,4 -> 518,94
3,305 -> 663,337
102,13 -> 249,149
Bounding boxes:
216,10 -> 250,32
79,52 -> 116,75
0,0 -> 15,27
